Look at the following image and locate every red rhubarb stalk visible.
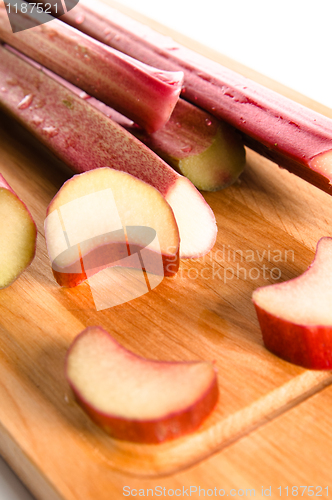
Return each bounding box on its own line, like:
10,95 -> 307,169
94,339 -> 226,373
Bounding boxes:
0,1 -> 184,133
59,0 -> 332,195
108,101 -> 246,192
39,66 -> 246,192
0,44 -> 217,259
0,173 -> 37,288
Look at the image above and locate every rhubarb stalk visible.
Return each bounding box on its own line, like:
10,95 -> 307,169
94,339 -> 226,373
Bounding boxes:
58,0 -> 332,195
0,44 -> 217,259
0,1 -> 184,133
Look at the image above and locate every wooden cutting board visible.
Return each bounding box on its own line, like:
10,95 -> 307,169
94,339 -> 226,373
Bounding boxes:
1,2 -> 332,499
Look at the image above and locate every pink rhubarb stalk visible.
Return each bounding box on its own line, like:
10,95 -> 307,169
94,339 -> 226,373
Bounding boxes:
58,0 -> 332,195
43,72 -> 246,192
0,173 -> 37,288
0,44 -> 217,259
0,2 -> 184,133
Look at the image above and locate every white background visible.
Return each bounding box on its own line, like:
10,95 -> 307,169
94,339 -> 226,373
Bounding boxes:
113,0 -> 332,109
1,0 -> 332,498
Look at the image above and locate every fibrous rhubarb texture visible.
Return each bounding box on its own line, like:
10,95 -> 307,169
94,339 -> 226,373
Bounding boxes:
66,326 -> 219,443
59,0 -> 332,195
0,173 -> 37,288
45,167 -> 180,287
253,237 -> 332,369
0,1 -> 184,133
0,44 -> 217,258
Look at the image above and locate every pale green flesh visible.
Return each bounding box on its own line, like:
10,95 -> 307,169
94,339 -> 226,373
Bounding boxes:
0,189 -> 36,288
67,328 -> 215,420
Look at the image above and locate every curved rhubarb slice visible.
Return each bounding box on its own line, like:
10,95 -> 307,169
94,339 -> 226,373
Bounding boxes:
38,59 -> 245,191
253,237 -> 332,369
45,167 -> 180,287
66,326 -> 219,443
0,174 -> 37,288
0,3 -> 183,133
59,0 -> 332,195
0,44 -> 217,259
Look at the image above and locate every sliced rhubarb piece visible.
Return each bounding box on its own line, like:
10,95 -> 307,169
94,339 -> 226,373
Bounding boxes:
253,237 -> 332,369
45,167 -> 180,287
0,173 -> 37,288
58,0 -> 332,195
0,44 -> 217,259
66,326 -> 219,443
0,2 -> 183,133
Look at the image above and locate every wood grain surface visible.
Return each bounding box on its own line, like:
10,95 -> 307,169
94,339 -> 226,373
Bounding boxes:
0,2 -> 332,499
84,385 -> 332,499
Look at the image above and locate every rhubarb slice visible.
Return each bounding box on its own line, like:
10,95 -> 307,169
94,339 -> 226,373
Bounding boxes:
0,173 -> 37,288
0,2 -> 184,133
45,167 -> 180,287
0,44 -> 217,258
59,0 -> 332,195
66,326 -> 219,443
253,237 -> 332,369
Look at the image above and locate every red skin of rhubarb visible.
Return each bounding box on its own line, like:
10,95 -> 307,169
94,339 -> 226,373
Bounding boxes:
74,374 -> 218,443
0,2 -> 184,133
108,101 -> 245,192
59,0 -> 332,195
0,173 -> 14,192
105,101 -> 223,163
0,45 -> 216,259
253,237 -> 332,370
254,303 -> 332,370
65,327 -> 219,444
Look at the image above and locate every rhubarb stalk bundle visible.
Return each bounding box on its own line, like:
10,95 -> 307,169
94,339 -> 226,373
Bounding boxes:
0,44 -> 217,259
59,0 -> 332,195
0,1 -> 184,133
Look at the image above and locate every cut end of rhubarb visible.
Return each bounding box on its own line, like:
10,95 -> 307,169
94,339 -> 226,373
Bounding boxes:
253,237 -> 332,369
166,176 -> 217,259
45,168 -> 180,288
0,184 -> 37,289
177,123 -> 246,191
66,326 -> 218,443
310,149 -> 332,183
